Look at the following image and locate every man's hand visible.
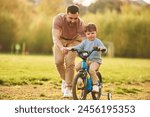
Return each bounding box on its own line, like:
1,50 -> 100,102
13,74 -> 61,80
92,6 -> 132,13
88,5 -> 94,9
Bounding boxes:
66,47 -> 72,51
61,47 -> 68,54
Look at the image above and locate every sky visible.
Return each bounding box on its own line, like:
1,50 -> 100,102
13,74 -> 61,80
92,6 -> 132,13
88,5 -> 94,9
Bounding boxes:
34,0 -> 150,6
73,0 -> 97,7
143,0 -> 150,4
73,0 -> 150,6
132,0 -> 150,4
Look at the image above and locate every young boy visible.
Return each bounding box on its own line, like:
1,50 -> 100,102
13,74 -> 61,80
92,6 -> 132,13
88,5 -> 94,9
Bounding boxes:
67,23 -> 107,92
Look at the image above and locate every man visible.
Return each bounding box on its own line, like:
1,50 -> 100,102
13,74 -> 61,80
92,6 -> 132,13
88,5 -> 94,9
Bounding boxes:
52,4 -> 85,97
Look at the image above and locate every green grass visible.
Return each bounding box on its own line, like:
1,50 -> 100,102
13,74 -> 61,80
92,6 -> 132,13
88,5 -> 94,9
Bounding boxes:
101,58 -> 150,84
0,54 -> 59,85
0,54 -> 150,86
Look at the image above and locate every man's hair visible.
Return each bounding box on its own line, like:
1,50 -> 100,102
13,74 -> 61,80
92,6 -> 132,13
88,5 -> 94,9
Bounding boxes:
85,23 -> 97,32
67,4 -> 79,14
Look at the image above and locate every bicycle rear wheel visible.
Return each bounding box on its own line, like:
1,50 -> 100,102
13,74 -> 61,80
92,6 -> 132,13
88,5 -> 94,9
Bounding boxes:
72,72 -> 87,100
91,71 -> 102,100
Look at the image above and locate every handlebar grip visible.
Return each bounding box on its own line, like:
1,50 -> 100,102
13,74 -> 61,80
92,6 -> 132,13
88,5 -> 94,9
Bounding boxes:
71,48 -> 77,51
93,46 -> 100,51
101,48 -> 106,52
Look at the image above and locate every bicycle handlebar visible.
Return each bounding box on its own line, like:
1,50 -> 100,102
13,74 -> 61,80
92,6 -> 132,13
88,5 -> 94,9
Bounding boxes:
71,47 -> 106,60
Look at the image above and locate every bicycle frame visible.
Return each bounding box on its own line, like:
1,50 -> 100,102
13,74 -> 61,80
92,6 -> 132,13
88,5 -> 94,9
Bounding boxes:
72,47 -> 100,80
77,50 -> 97,92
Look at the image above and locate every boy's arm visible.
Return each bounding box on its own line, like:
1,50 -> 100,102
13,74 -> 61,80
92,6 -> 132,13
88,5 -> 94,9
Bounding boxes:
98,40 -> 107,53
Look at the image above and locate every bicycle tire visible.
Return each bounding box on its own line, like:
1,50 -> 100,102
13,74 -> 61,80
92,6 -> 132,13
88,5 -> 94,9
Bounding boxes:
72,72 -> 87,100
107,93 -> 112,100
91,71 -> 102,100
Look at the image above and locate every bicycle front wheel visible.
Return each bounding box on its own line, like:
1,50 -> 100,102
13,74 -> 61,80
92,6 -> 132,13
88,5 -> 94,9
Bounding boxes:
72,72 -> 87,100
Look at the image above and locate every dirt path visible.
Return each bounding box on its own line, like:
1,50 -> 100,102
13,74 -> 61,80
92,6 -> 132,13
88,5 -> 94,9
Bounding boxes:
0,82 -> 150,100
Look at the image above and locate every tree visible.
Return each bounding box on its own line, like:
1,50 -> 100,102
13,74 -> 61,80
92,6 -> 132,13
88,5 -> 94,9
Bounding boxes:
0,0 -> 35,53
0,13 -> 17,52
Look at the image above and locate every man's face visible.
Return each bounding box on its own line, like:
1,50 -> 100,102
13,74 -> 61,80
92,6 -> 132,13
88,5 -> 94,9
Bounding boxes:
66,12 -> 79,25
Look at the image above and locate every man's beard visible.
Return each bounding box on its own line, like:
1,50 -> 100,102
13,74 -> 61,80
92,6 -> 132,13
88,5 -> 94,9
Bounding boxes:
68,21 -> 76,27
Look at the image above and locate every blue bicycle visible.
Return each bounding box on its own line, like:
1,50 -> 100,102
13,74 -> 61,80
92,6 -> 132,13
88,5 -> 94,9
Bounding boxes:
71,47 -> 111,100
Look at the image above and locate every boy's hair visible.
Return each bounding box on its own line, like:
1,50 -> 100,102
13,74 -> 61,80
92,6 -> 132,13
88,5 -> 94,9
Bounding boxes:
67,4 -> 79,14
85,23 -> 97,32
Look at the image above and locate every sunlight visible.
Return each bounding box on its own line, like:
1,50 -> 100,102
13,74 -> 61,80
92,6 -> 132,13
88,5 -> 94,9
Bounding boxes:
73,0 -> 97,7
143,0 -> 150,4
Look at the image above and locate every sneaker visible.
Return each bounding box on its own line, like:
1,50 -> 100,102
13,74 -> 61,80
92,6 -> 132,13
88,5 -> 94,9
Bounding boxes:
92,85 -> 99,93
63,87 -> 72,98
61,80 -> 66,94
77,78 -> 83,88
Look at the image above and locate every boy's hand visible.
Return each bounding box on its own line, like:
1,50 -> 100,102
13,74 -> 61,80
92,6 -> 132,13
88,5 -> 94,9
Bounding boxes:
101,48 -> 106,52
93,46 -> 100,51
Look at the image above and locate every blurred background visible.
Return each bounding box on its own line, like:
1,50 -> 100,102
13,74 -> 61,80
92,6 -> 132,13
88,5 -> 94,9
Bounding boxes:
0,0 -> 150,58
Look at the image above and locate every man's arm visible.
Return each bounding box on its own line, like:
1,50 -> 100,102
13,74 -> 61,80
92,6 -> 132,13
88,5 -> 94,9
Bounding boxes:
52,29 -> 63,48
52,29 -> 68,53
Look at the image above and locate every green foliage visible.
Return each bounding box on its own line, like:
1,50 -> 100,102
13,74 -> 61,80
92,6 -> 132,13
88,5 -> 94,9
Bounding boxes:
82,6 -> 150,58
0,12 -> 17,52
28,15 -> 53,54
0,0 -> 150,57
0,0 -> 64,54
0,0 -> 35,53
88,0 -> 121,13
36,0 -> 65,15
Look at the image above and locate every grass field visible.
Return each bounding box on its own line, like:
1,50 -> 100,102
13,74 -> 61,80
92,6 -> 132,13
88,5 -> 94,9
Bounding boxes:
0,54 -> 150,100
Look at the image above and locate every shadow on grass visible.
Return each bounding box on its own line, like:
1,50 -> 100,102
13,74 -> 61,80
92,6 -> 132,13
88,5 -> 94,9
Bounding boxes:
0,79 -> 28,86
142,79 -> 150,83
0,77 -> 51,86
0,94 -> 11,99
0,80 -> 4,85
115,87 -> 142,95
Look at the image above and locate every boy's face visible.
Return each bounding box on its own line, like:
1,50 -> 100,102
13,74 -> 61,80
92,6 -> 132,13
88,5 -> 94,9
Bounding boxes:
85,31 -> 97,41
